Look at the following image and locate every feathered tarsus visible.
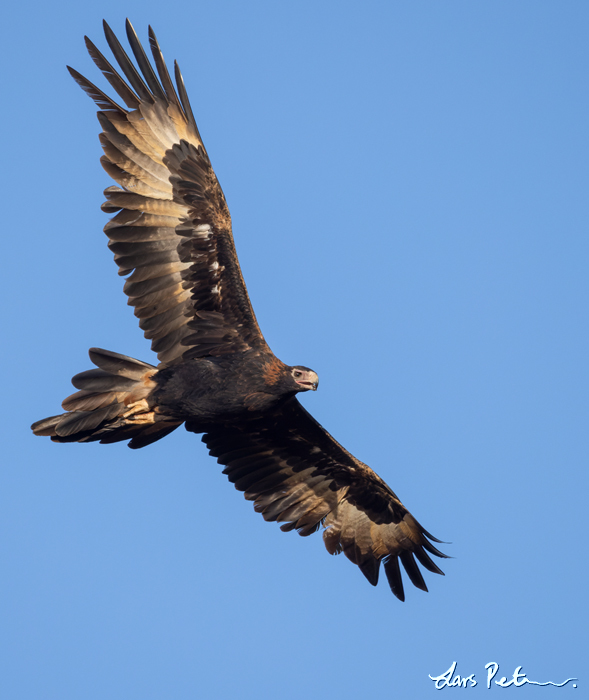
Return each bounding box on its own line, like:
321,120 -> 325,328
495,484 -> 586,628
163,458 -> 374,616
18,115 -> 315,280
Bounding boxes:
32,20 -> 448,600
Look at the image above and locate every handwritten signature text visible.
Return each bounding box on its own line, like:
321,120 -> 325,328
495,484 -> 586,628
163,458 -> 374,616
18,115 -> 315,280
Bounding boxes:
428,661 -> 577,690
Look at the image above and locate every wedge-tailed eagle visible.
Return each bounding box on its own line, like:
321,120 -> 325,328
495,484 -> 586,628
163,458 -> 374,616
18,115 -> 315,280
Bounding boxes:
32,20 -> 448,600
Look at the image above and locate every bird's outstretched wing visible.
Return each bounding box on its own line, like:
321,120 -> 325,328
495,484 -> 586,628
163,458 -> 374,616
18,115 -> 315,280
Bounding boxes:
68,20 -> 268,365
199,399 -> 447,600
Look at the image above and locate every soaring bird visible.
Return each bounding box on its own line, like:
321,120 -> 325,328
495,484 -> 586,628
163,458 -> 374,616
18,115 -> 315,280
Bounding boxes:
32,20 -> 447,600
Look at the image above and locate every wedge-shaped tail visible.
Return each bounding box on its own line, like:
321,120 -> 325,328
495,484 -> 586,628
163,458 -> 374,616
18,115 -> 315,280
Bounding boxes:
31,348 -> 181,449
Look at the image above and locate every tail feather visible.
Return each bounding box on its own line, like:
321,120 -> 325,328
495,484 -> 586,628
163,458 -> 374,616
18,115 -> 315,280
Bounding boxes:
54,403 -> 125,437
71,369 -> 139,392
62,390 -> 128,412
31,415 -> 62,437
31,348 -> 181,448
88,347 -> 155,378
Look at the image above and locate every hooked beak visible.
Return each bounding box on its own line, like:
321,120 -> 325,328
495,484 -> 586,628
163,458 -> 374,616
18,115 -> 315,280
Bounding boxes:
295,370 -> 319,391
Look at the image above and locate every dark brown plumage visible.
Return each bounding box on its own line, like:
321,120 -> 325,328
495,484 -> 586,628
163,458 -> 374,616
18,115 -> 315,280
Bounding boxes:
31,20 -> 448,599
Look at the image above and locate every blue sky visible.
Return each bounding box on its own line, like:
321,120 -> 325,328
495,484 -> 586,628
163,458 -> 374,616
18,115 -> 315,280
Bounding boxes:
1,1 -> 587,698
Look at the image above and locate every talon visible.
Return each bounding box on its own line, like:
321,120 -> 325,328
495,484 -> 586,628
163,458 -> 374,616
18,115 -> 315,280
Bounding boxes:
126,411 -> 156,424
123,399 -> 150,418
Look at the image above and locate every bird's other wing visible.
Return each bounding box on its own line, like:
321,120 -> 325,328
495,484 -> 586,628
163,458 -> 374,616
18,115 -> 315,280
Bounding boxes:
68,20 -> 268,365
199,398 -> 447,600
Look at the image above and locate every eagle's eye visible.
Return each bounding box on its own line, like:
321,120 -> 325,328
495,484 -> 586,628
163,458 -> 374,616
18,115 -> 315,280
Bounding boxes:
293,370 -> 302,378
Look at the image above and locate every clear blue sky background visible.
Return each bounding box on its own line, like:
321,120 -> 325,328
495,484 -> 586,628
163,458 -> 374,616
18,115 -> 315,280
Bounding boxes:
1,1 -> 587,698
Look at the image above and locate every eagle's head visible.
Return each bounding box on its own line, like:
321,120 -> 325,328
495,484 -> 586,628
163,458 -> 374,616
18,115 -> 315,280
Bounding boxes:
291,366 -> 319,392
